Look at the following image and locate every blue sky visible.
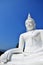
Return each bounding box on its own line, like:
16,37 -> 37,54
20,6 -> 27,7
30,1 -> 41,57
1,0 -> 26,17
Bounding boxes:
0,0 -> 43,50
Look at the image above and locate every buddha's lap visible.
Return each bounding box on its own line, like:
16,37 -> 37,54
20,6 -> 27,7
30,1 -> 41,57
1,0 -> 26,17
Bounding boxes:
11,51 -> 43,61
11,53 -> 24,61
0,52 -> 43,65
9,51 -> 43,64
7,54 -> 43,65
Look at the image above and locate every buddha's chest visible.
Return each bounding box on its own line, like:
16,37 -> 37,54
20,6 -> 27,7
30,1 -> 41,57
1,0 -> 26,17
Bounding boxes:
23,31 -> 42,49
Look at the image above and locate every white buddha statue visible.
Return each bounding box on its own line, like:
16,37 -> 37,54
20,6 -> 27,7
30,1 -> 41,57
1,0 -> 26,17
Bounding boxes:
0,14 -> 43,65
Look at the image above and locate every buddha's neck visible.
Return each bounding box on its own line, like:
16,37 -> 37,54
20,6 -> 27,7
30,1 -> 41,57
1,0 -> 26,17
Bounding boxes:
26,29 -> 35,32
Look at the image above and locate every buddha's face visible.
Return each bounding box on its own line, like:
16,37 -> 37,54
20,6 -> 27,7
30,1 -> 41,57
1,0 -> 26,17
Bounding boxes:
25,20 -> 36,31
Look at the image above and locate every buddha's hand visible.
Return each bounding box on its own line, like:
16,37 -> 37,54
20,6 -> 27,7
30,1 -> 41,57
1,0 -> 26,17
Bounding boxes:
0,49 -> 12,64
0,48 -> 22,64
0,49 -> 15,64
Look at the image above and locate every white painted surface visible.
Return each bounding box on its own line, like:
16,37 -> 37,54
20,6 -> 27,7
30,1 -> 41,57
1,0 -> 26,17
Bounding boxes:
0,14 -> 43,65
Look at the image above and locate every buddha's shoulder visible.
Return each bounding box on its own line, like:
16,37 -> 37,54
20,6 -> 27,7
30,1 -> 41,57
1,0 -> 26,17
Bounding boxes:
19,32 -> 26,37
35,29 -> 43,32
20,29 -> 43,37
19,31 -> 33,38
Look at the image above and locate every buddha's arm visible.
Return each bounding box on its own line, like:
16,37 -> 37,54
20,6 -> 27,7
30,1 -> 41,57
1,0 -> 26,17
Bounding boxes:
7,34 -> 24,55
0,34 -> 24,63
18,34 -> 24,52
7,34 -> 24,61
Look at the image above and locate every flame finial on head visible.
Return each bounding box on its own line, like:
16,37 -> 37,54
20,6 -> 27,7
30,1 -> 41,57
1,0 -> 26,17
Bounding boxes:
28,13 -> 31,19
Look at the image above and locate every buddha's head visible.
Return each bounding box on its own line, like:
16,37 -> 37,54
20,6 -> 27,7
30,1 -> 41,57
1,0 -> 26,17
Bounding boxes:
25,14 -> 36,31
